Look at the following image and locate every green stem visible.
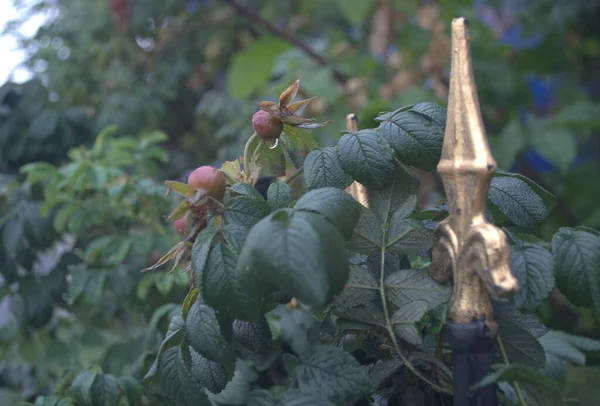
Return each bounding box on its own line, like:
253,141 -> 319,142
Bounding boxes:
243,132 -> 258,177
497,335 -> 527,406
378,203 -> 452,395
285,167 -> 304,184
435,330 -> 444,362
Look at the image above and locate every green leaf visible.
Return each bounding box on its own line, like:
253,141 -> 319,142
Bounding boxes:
293,345 -> 370,403
20,279 -> 54,328
185,298 -> 236,368
386,196 -> 432,255
563,365 -> 600,406
294,187 -> 361,239
267,182 -> 291,210
334,261 -> 378,309
390,300 -> 428,345
179,341 -> 227,395
232,318 -> 273,354
280,125 -> 319,163
197,225 -> 254,319
552,228 -> 600,315
265,305 -> 316,356
228,37 -> 290,99
246,134 -> 286,177
495,302 -> 547,368
237,209 -> 350,312
471,364 -> 562,397
118,376 -> 144,406
488,175 -> 548,228
337,0 -> 373,26
385,269 -> 451,310
230,183 -> 264,200
176,344 -> 212,405
376,102 -> 446,171
510,243 -> 555,310
304,147 -> 352,190
337,129 -> 395,190
347,207 -> 382,255
157,347 -> 187,406
530,128 -> 577,174
192,227 -> 220,292
165,180 -> 197,197
247,389 -> 335,406
71,370 -> 97,406
209,359 -> 259,405
144,315 -> 185,381
368,165 -> 420,221
224,196 -> 271,229
369,358 -> 403,391
539,330 -> 600,379
89,374 -> 119,406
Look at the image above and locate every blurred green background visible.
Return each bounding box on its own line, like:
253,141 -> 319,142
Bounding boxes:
1,0 -> 599,403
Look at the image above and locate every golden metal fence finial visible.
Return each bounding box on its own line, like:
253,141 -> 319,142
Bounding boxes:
344,114 -> 370,208
429,18 -> 519,334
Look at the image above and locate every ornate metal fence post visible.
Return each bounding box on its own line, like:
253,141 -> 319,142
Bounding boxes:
428,18 -> 520,406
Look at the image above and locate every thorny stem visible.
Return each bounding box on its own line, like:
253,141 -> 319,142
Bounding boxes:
378,200 -> 452,395
243,132 -> 258,178
497,335 -> 527,406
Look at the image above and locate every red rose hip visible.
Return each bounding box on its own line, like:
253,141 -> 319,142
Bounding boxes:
174,214 -> 188,237
252,110 -> 283,141
187,166 -> 226,200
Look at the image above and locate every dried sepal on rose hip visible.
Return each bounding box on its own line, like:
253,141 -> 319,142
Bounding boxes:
252,79 -> 330,141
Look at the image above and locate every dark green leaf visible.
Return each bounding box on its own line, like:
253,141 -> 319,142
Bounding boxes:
347,207 -> 382,255
237,210 -> 349,311
387,196 -> 432,255
230,183 -> 264,200
304,147 -> 351,190
228,37 -> 290,99
198,225 -> 254,319
337,129 -> 395,190
28,109 -> 59,141
180,341 -> 227,395
390,300 -> 428,345
144,315 -> 185,381
294,187 -> 361,239
176,344 -> 212,405
488,175 -> 548,228
71,370 -> 97,406
21,279 -> 53,328
89,374 -> 119,406
192,227 -> 220,293
334,261 -> 378,309
369,358 -> 403,391
539,330 -> 600,379
293,345 -> 370,403
552,228 -> 600,315
117,376 -> 144,406
224,196 -> 271,229
376,102 -> 446,171
232,318 -> 273,354
267,182 -> 291,210
471,364 -> 562,397
185,299 -> 236,368
510,244 -> 555,310
209,359 -> 258,405
496,310 -> 547,368
385,269 -> 451,310
530,128 -> 576,174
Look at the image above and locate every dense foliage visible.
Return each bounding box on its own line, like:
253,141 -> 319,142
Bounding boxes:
1,0 -> 600,405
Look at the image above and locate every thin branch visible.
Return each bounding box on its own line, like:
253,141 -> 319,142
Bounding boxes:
222,0 -> 348,85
